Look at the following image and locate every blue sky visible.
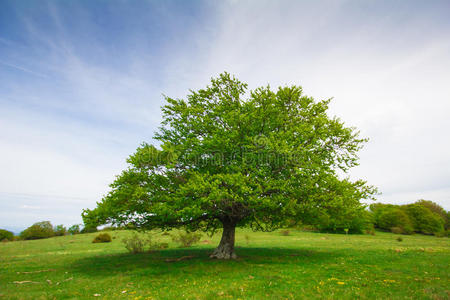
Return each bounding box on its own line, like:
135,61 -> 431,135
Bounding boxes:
1,0 -> 450,233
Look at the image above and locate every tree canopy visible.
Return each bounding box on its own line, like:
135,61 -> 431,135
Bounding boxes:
83,73 -> 376,259
20,221 -> 55,240
370,200 -> 447,235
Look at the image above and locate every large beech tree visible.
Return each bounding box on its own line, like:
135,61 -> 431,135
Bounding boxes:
83,73 -> 376,259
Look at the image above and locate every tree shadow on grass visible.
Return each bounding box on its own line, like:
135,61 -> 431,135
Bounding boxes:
69,247 -> 340,278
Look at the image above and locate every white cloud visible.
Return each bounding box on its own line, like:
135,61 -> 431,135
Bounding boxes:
1,0 -> 449,231
166,0 -> 450,208
20,204 -> 41,209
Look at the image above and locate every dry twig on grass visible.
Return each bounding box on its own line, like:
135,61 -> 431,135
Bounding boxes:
165,255 -> 195,262
16,269 -> 56,274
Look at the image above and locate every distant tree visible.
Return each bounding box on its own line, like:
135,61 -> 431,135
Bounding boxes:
83,73 -> 376,259
0,229 -> 14,241
317,208 -> 373,234
370,201 -> 447,235
68,224 -> 81,235
404,204 -> 444,235
80,225 -> 97,234
415,200 -> 449,230
20,221 -> 55,240
54,224 -> 67,236
369,203 -> 395,218
377,207 -> 414,234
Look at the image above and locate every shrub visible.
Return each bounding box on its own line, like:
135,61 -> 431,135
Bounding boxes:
92,233 -> 112,243
20,221 -> 55,240
158,242 -> 169,249
391,227 -> 403,234
68,224 -> 81,235
280,230 -> 290,236
171,231 -> 202,247
54,225 -> 67,236
365,228 -> 376,235
0,229 -> 14,241
124,223 -> 137,230
122,233 -> 146,253
122,232 -> 169,253
397,237 -> 403,242
149,240 -> 168,250
435,230 -> 449,238
300,225 -> 319,232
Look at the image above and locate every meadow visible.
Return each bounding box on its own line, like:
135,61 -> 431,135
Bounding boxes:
0,229 -> 448,299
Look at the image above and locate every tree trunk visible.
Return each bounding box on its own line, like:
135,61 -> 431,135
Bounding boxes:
210,220 -> 237,259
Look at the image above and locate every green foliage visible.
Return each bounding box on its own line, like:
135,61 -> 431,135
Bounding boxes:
370,201 -> 447,236
20,221 -> 55,240
101,226 -> 119,231
68,224 -> 81,235
122,232 -> 146,253
435,230 -> 449,238
82,72 -> 376,254
416,200 -> 449,230
298,224 -> 319,232
391,227 -> 403,234
54,224 -> 67,236
92,233 -> 112,243
316,208 -> 373,234
365,228 -> 376,235
122,232 -> 169,253
378,208 -> 414,235
159,242 -> 169,249
404,204 -> 444,235
81,225 -> 97,234
171,231 -> 202,247
0,229 -> 14,241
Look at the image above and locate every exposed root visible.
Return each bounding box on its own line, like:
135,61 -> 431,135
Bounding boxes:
210,247 -> 237,260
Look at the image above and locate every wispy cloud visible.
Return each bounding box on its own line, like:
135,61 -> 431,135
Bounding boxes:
0,60 -> 48,78
1,0 -> 449,230
20,204 -> 41,210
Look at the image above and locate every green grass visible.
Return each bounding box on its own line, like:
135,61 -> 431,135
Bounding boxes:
0,229 -> 449,299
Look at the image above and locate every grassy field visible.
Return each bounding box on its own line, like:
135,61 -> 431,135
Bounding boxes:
0,229 -> 449,299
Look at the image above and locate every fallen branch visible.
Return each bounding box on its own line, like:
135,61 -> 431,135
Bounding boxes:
13,281 -> 40,284
55,277 -> 73,285
16,269 -> 56,274
165,255 -> 195,262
